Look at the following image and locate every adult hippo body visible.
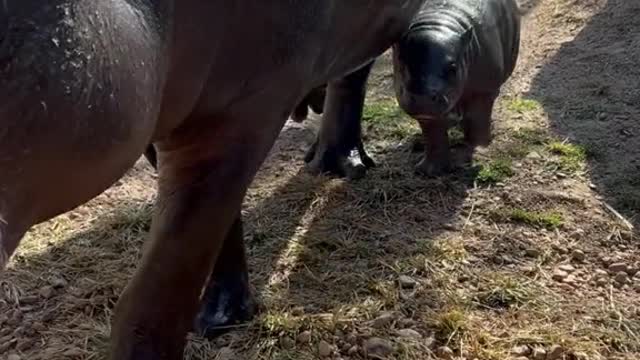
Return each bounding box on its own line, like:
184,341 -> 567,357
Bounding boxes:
0,1 -> 423,359
305,0 -> 521,178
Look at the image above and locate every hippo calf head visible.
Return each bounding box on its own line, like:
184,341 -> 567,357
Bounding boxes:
392,26 -> 473,120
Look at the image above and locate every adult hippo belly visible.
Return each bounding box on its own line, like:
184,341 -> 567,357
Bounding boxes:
0,1 -> 423,359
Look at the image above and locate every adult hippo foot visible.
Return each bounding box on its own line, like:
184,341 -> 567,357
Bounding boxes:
304,140 -> 375,180
193,214 -> 258,339
194,271 -> 257,339
303,61 -> 376,180
415,155 -> 451,177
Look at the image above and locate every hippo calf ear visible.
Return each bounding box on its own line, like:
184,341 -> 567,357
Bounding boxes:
459,28 -> 474,48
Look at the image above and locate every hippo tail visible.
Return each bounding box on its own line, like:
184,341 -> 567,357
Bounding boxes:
0,0 -> 8,53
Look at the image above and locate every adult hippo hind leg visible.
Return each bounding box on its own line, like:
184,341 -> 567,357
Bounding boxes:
194,212 -> 257,338
110,109 -> 286,359
304,61 -> 375,180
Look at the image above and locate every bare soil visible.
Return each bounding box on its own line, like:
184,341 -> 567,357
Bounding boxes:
2,0 -> 639,359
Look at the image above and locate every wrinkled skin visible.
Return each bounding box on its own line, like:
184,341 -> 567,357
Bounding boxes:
0,1 -> 423,359
309,0 -> 521,178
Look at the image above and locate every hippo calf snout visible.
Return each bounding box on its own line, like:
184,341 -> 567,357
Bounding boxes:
396,84 -> 450,117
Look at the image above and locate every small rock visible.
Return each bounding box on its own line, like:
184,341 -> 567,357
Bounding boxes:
20,295 -> 39,305
614,271 -> 628,285
569,229 -> 585,240
39,286 -> 55,299
599,255 -> 612,266
559,264 -> 576,273
425,335 -> 436,349
572,351 -> 588,360
527,151 -> 542,160
531,346 -> 546,360
594,269 -> 608,277
49,276 -> 68,289
596,277 -> 609,287
608,262 -> 627,273
280,336 -> 295,349
633,283 -> 640,293
552,269 -> 569,281
547,344 -> 564,360
525,248 -> 541,258
398,275 -> 417,289
571,249 -> 586,262
372,312 -> 396,329
511,345 -> 530,356
626,266 -> 639,277
436,345 -> 454,359
397,318 -> 416,328
397,328 -> 421,339
514,357 -> 529,360
7,354 -> 20,360
318,340 -> 333,357
291,306 -> 305,316
347,345 -> 360,356
297,331 -> 312,344
364,338 -> 393,359
61,348 -> 84,357
563,275 -> 577,284
348,345 -> 359,356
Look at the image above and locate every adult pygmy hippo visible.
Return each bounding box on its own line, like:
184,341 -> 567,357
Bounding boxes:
0,1 -> 423,359
305,0 -> 521,178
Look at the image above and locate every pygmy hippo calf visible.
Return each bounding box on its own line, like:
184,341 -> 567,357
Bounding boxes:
393,0 -> 521,175
301,0 -> 521,179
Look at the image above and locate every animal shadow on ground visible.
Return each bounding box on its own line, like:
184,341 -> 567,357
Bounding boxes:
0,114 -> 473,359
525,0 -> 640,228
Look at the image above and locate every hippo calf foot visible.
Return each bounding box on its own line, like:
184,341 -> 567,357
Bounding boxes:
304,141 -> 375,180
194,274 -> 257,339
415,155 -> 451,177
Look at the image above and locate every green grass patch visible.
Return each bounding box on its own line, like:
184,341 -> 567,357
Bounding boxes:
475,158 -> 515,185
475,275 -> 533,309
546,141 -> 587,171
448,127 -> 466,147
432,308 -> 468,342
362,98 -> 419,139
506,98 -> 541,114
499,208 -> 564,230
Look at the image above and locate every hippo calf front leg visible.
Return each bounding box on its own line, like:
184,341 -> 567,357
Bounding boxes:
462,92 -> 498,148
305,61 -> 375,180
415,117 -> 452,177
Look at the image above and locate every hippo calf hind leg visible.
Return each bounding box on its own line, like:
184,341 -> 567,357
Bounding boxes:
305,61 -> 375,180
194,213 -> 256,338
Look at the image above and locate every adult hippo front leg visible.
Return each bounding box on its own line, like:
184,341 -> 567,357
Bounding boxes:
110,111 -> 286,359
304,61 -> 375,180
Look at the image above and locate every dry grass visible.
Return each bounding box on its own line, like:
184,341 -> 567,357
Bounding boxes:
2,0 -> 640,359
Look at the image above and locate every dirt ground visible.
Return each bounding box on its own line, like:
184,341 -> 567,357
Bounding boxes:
1,0 -> 640,359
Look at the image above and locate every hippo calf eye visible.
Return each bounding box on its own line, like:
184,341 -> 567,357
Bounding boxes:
445,62 -> 457,77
